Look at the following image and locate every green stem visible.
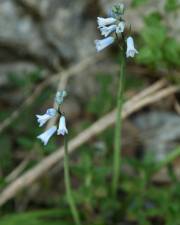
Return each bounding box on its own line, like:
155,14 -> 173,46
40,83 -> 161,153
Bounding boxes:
64,136 -> 81,225
112,50 -> 126,195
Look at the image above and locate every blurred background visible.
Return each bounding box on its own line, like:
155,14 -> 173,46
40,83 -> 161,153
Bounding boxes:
0,0 -> 180,225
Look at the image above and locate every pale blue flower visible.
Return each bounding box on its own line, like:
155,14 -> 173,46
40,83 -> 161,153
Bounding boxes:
126,36 -> 138,58
116,21 -> 125,33
97,17 -> 116,28
36,108 -> 57,127
100,25 -> 116,37
57,116 -> 68,136
37,126 -> 57,145
95,37 -> 114,52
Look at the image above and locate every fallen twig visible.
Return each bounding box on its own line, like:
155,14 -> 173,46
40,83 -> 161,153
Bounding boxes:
126,79 -> 167,105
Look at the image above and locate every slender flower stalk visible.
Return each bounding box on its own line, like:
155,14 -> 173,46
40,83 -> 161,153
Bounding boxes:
94,3 -> 138,196
64,136 -> 81,225
112,46 -> 126,195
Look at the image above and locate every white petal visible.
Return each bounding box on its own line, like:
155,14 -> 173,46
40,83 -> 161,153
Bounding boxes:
36,108 -> 57,127
97,17 -> 116,27
116,21 -> 125,33
127,36 -> 134,49
95,37 -> 114,52
37,126 -> 57,145
57,116 -> 68,136
100,25 -> 116,37
36,114 -> 51,127
126,36 -> 138,58
46,108 -> 57,117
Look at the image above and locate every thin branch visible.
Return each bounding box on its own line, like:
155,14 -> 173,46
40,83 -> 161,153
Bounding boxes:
126,79 -> 167,105
0,84 -> 179,206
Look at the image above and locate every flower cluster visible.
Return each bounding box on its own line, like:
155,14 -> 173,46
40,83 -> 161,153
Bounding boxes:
95,3 -> 138,57
36,91 -> 68,145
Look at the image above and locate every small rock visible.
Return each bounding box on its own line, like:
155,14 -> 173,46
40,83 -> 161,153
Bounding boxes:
133,111 -> 180,161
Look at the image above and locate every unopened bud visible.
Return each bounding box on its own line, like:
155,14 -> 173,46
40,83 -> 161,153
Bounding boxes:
55,90 -> 67,105
112,3 -> 125,16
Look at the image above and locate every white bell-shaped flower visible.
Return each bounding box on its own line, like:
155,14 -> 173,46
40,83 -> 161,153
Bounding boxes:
57,115 -> 68,136
116,21 -> 125,33
97,17 -> 116,28
95,37 -> 114,52
126,36 -> 138,58
100,25 -> 116,37
36,108 -> 57,127
37,126 -> 57,145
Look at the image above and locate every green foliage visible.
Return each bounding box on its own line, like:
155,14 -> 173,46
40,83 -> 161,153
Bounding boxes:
0,209 -> 72,225
165,0 -> 180,11
0,135 -> 12,171
17,136 -> 34,150
7,69 -> 42,93
131,0 -> 148,7
1,143 -> 180,225
87,74 -> 115,116
163,38 -> 180,67
137,13 -> 165,68
66,140 -> 180,225
137,12 -> 180,69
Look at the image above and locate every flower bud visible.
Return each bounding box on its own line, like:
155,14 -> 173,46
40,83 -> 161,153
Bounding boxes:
112,3 -> 125,16
55,90 -> 67,105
